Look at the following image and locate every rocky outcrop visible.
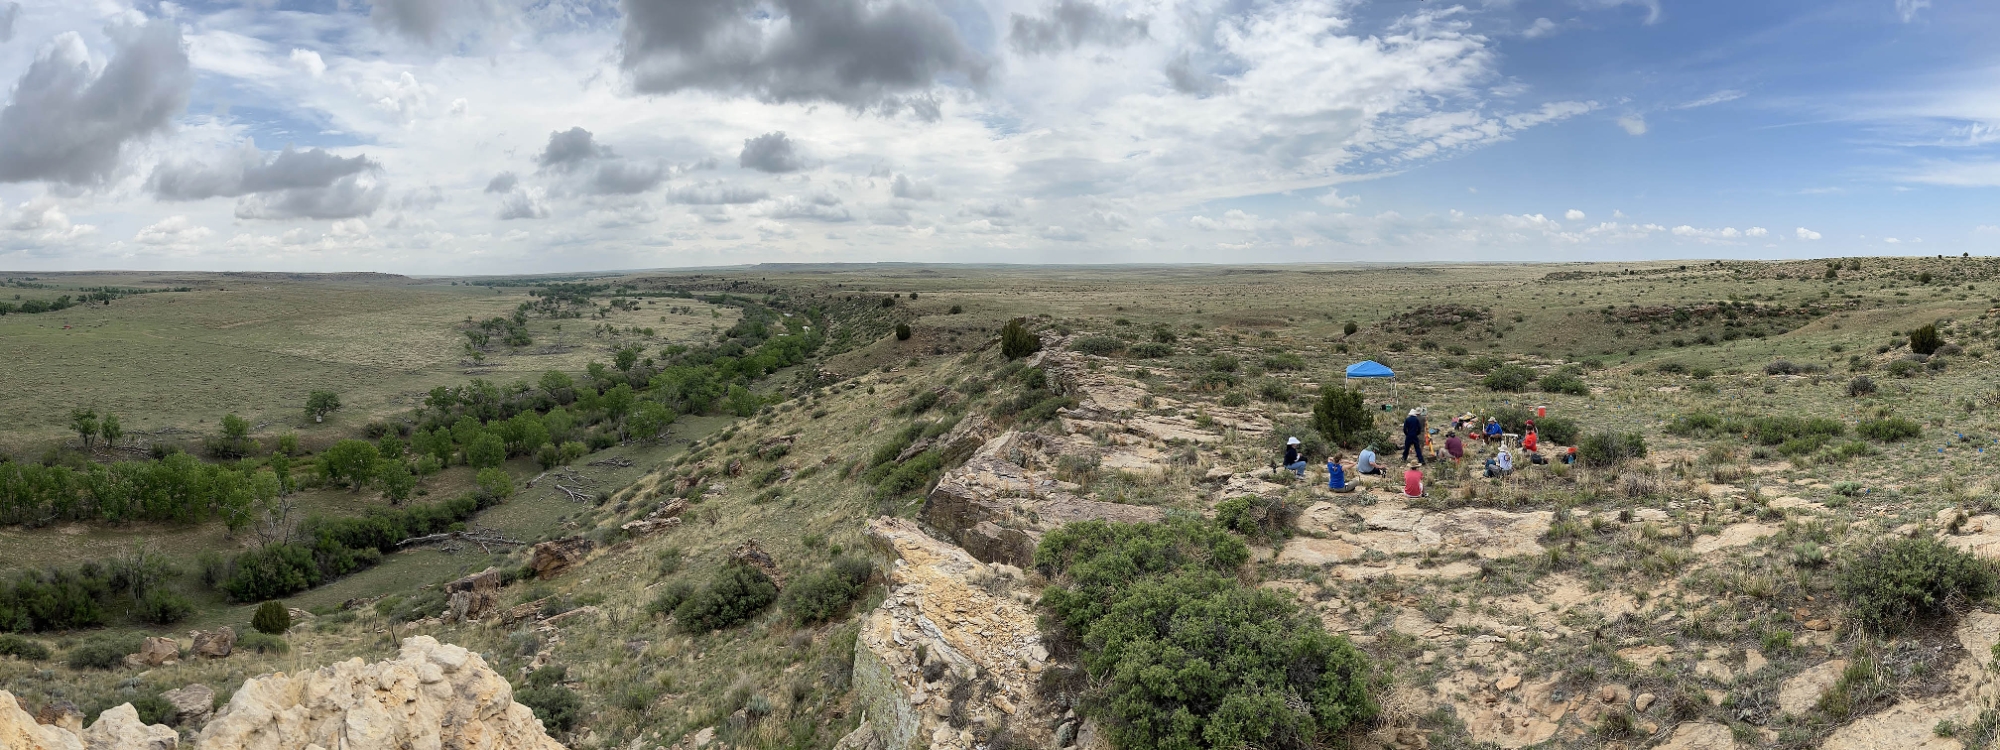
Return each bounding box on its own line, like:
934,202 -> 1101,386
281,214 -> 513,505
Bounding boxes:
528,537 -> 596,579
0,693 -> 178,750
446,567 -> 508,623
924,431 -> 1164,567
733,539 -> 785,587
1281,501 -> 1551,579
196,635 -> 565,750
847,518 -> 1053,750
621,497 -> 688,536
128,636 -> 180,667
161,684 -> 215,728
191,627 -> 236,659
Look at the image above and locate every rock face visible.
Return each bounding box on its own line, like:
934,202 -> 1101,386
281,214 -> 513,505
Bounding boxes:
128,636 -> 180,668
0,693 -> 178,750
446,567 -> 508,623
1283,501 -> 1551,580
196,635 -> 565,750
924,431 -> 1165,567
161,684 -> 215,728
191,626 -> 236,659
528,537 -> 596,579
846,518 -> 1053,750
621,497 -> 688,536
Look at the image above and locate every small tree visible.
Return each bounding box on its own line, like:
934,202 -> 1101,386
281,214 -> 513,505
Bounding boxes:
614,346 -> 642,372
465,432 -> 507,469
222,413 -> 251,441
1311,387 -> 1372,448
305,391 -> 342,423
1343,321 -> 1359,336
1909,324 -> 1943,356
895,323 -> 912,341
70,407 -> 99,450
98,414 -> 122,450
375,460 -> 416,504
251,600 -> 292,634
1000,318 -> 1040,360
320,439 -> 380,490
475,467 -> 515,501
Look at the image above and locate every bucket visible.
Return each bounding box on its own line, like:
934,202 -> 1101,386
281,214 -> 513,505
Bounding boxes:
1536,406 -> 1547,417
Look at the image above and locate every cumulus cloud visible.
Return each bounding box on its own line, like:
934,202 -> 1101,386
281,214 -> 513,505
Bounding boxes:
371,0 -> 505,44
740,132 -> 805,173
135,216 -> 212,246
587,160 -> 667,194
1746,227 -> 1768,237
1163,52 -> 1226,97
5,198 -> 95,241
149,144 -> 386,220
667,182 -> 770,204
485,172 -> 519,193
766,193 -> 852,221
1796,227 -> 1822,240
289,49 -> 326,77
1522,17 -> 1557,38
0,3 -> 18,44
0,21 -> 192,185
538,127 -> 611,170
1317,189 -> 1358,209
891,173 -> 936,200
1564,209 -> 1585,220
498,188 -> 549,220
1616,115 -> 1648,136
618,0 -> 987,115
1009,1 -> 1148,55
534,128 -> 666,194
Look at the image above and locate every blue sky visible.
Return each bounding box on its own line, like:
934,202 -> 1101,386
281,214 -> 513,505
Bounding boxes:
0,0 -> 1992,272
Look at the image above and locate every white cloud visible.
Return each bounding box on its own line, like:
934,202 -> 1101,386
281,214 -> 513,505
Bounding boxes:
1617,115 -> 1648,136
1796,227 -> 1822,240
1564,209 -> 1584,220
1318,189 -> 1358,209
288,49 -> 326,78
1896,0 -> 1930,22
1674,90 -> 1745,109
1588,0 -> 1662,25
135,216 -> 213,246
1522,18 -> 1557,39
1746,227 -> 1768,237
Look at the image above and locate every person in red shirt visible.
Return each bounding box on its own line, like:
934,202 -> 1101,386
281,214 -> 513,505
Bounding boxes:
1403,463 -> 1425,498
1522,429 -> 1538,453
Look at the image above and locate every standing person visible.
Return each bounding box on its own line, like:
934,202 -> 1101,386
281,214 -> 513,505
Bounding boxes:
1444,431 -> 1466,462
1403,463 -> 1426,498
1327,453 -> 1355,493
1356,445 -> 1384,475
1283,437 -> 1308,477
1402,409 -> 1426,464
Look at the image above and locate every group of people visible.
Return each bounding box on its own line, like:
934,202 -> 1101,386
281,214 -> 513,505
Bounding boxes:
1282,406 -> 1578,499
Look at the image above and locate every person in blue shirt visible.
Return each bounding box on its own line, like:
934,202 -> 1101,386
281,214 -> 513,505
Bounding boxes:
1401,408 -> 1426,464
1283,436 -> 1308,477
1483,417 -> 1504,443
1356,446 -> 1383,475
1327,453 -> 1355,493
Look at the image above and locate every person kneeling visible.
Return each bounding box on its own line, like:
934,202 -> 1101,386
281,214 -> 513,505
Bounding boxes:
1326,454 -> 1356,494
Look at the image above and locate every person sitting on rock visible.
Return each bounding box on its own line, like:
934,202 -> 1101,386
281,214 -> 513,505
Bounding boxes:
1283,436 -> 1308,478
1356,445 -> 1384,475
1483,417 -> 1504,443
1402,463 -> 1426,498
1327,453 -> 1356,494
1522,426 -> 1539,454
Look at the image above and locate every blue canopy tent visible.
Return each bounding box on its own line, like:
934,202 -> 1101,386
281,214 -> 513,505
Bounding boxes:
1344,360 -> 1399,405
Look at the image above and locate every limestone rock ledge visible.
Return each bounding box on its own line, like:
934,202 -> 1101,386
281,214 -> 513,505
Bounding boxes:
846,517 -> 1053,750
923,430 -> 1164,567
195,635 -> 566,750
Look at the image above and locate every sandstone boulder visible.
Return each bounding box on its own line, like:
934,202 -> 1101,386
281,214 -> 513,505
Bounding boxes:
0,693 -> 178,750
528,537 -> 596,579
160,684 -> 214,728
190,627 -> 235,659
446,567 -> 508,623
33,701 -> 82,734
850,518 -> 1053,750
129,636 -> 179,667
196,635 -> 565,750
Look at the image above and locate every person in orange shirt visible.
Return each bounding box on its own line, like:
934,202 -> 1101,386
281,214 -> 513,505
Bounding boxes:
1522,429 -> 1539,454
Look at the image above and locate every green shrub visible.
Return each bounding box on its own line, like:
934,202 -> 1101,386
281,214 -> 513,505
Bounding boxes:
253,600 -> 292,634
874,450 -> 943,499
1070,335 -> 1125,356
647,581 -> 695,617
1848,376 -> 1877,397
0,634 -> 50,660
895,323 -> 912,341
1910,324 -> 1943,355
66,636 -> 137,670
1838,537 -> 1995,632
1000,318 -> 1041,360
674,563 -> 779,633
1262,352 -> 1306,371
475,467 -> 515,501
1310,387 -> 1372,449
238,632 -> 289,654
1036,518 -> 1375,750
1463,355 -> 1502,374
517,681 -> 582,733
131,694 -> 178,726
780,556 -> 874,625
1887,359 -> 1921,378
1126,342 -> 1173,358
1534,416 -> 1580,446
1858,417 -> 1921,442
1482,364 -> 1535,392
1214,495 -> 1301,543
139,590 -> 194,625
1537,372 -> 1590,395
1578,431 -> 1647,468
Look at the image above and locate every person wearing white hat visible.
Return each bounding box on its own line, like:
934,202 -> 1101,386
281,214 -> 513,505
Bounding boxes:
1283,436 -> 1308,477
1401,408 -> 1427,464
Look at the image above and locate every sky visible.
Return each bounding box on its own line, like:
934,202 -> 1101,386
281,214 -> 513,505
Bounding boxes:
0,0 -> 1995,273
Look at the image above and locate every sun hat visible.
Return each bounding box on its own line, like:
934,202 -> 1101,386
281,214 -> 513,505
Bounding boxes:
1287,436 -> 1301,445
